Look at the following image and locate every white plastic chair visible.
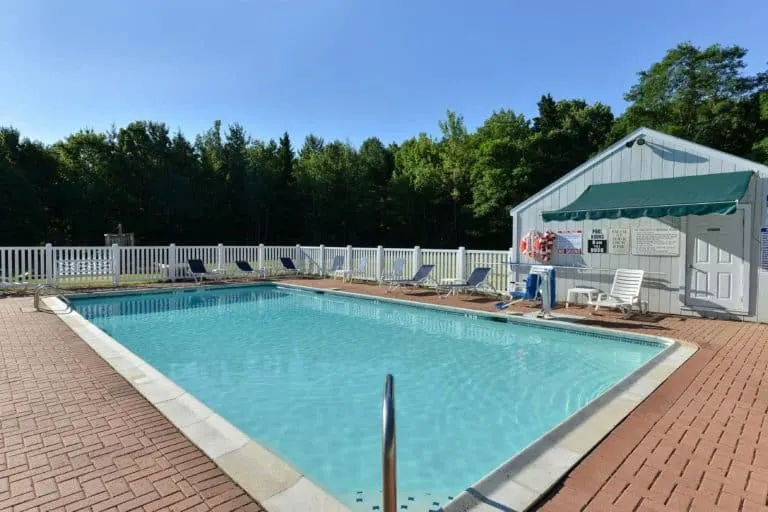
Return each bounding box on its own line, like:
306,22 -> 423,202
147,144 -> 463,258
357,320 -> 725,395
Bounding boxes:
589,269 -> 647,316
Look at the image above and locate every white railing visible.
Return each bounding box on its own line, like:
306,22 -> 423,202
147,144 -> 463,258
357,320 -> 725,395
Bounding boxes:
0,243 -> 513,291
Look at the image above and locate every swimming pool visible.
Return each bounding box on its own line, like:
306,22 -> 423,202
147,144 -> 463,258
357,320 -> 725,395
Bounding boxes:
68,284 -> 669,511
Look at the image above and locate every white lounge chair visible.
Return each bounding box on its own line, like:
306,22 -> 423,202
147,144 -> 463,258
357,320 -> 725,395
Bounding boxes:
0,277 -> 29,295
350,257 -> 368,281
588,269 -> 647,316
329,255 -> 347,281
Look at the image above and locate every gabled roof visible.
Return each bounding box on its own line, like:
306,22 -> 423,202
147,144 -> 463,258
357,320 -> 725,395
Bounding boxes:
509,127 -> 768,216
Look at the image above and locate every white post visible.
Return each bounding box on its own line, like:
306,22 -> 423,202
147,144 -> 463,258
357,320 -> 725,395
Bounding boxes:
217,243 -> 224,271
168,243 -> 177,282
376,245 -> 384,282
412,246 -> 422,273
346,245 -> 353,274
456,246 -> 466,282
45,243 -> 53,285
111,244 -> 120,287
296,244 -> 302,272
258,244 -> 265,273
508,247 -> 515,295
319,245 -> 326,277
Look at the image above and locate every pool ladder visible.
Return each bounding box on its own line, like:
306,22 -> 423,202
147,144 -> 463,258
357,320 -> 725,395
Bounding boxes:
33,284 -> 72,313
382,374 -> 397,512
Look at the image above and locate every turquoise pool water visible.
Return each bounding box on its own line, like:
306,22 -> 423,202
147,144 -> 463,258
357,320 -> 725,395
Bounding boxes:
70,285 -> 664,511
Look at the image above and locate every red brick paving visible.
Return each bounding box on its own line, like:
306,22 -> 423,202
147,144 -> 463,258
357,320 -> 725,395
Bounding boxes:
0,298 -> 262,512
281,278 -> 768,512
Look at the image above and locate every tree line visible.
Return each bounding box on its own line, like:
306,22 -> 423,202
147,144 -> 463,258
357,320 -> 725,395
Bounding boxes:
1,42 -> 766,248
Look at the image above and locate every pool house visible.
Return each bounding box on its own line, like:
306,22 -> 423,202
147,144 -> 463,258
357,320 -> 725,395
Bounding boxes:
509,127 -> 768,322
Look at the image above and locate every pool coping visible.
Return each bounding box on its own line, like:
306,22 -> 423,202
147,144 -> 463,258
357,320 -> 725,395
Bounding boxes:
46,282 -> 697,512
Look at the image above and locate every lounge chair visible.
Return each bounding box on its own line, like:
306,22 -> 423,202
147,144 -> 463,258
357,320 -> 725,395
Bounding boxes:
350,257 -> 368,281
379,258 -> 406,285
383,264 -> 435,292
494,273 -> 541,310
0,276 -> 29,296
588,268 -> 647,316
437,267 -> 492,297
329,255 -> 347,281
235,260 -> 266,279
279,257 -> 301,276
188,259 -> 219,284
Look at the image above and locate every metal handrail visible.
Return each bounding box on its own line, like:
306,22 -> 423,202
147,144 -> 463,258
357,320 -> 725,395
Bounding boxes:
382,374 -> 397,512
33,283 -> 71,313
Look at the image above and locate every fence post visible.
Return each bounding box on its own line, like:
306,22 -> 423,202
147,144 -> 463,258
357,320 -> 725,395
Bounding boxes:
413,246 -> 422,272
346,245 -> 353,275
508,247 -> 515,293
319,245 -> 326,277
456,246 -> 466,281
258,244 -> 265,273
168,244 -> 176,282
376,245 -> 384,282
45,243 -> 53,285
296,244 -> 303,272
217,243 -> 224,271
111,244 -> 120,287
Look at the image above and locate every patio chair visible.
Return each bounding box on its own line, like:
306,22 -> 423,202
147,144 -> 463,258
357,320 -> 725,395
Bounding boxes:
279,257 -> 302,276
379,258 -> 406,286
588,268 -> 647,316
494,273 -> 541,310
235,260 -> 266,279
383,264 -> 435,292
188,259 -> 220,284
350,257 -> 369,282
0,276 -> 29,296
329,255 -> 347,280
437,267 -> 492,298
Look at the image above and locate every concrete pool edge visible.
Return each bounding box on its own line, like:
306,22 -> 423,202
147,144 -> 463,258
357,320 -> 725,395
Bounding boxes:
43,295 -> 352,512
49,283 -> 698,512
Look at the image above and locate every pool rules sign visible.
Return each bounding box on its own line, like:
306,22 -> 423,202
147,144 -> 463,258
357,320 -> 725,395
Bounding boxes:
587,228 -> 607,254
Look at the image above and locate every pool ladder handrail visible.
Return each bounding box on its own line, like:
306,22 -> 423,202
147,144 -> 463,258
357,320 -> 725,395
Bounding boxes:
33,283 -> 72,312
382,374 -> 397,512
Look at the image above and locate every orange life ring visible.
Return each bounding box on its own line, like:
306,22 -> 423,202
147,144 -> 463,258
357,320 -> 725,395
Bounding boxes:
520,231 -> 542,259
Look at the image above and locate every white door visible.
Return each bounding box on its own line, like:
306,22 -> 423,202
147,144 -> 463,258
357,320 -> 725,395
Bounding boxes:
685,211 -> 745,312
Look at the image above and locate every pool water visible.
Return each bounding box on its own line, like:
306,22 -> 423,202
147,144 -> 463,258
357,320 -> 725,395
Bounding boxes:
71,285 -> 664,511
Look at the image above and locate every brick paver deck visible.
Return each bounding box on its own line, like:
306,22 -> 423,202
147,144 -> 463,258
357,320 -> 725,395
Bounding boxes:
4,278 -> 768,512
0,298 -> 262,512
281,278 -> 768,511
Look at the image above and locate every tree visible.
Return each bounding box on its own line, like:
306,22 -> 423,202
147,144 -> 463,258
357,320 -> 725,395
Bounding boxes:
613,43 -> 767,157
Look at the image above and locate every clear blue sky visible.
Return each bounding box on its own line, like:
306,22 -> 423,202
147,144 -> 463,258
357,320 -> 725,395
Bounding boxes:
2,0 -> 766,147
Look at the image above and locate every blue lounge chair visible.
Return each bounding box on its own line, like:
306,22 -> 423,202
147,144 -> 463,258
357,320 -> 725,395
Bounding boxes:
188,259 -> 219,284
494,273 -> 541,310
437,267 -> 492,298
235,260 -> 266,278
279,257 -> 301,276
384,264 -> 435,292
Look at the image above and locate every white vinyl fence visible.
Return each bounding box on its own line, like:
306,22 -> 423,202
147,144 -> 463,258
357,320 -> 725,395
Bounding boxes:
0,243 -> 512,291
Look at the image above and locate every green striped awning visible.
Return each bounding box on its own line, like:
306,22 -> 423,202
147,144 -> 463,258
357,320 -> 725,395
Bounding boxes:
542,171 -> 753,222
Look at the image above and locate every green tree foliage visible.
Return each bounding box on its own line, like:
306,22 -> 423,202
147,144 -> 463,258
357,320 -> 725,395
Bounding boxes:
2,42 -> 766,248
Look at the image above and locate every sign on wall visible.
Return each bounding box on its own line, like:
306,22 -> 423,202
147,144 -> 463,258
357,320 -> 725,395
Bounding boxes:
556,230 -> 583,254
610,227 -> 630,255
631,228 -> 680,256
587,228 -> 608,254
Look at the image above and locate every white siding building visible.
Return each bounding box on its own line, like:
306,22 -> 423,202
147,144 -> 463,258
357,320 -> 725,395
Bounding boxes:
509,127 -> 768,322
